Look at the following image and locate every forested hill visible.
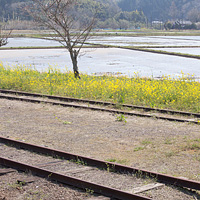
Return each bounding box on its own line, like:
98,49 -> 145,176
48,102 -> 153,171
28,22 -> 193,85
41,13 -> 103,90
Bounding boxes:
0,0 -> 30,20
0,0 -> 146,29
0,0 -> 200,27
118,0 -> 200,21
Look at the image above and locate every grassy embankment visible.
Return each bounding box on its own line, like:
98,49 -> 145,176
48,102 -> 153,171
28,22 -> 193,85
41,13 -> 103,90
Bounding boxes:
9,28 -> 200,37
122,46 -> 200,59
0,63 -> 199,113
1,45 -> 200,60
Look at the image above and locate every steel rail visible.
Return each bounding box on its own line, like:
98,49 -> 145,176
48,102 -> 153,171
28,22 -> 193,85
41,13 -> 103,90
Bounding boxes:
0,157 -> 151,200
0,88 -> 199,118
0,93 -> 199,124
1,136 -> 200,191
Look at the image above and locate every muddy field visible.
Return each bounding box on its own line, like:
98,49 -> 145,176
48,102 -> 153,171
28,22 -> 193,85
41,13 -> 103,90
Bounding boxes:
0,98 -> 200,199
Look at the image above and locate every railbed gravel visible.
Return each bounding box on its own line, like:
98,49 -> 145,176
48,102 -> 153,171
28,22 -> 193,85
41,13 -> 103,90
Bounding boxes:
0,145 -> 198,200
0,98 -> 200,199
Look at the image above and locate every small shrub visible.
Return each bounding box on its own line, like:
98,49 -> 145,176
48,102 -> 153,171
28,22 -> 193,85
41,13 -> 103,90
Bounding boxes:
115,114 -> 127,123
134,146 -> 145,152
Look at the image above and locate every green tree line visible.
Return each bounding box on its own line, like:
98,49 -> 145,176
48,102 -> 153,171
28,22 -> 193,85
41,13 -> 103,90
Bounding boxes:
0,0 -> 146,29
0,0 -> 200,29
118,0 -> 200,22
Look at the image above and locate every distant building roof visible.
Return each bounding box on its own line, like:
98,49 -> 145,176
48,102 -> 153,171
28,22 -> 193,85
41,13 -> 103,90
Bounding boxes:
152,21 -> 163,24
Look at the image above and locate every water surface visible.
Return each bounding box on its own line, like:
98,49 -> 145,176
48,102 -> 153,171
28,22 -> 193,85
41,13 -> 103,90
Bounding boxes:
1,48 -> 200,78
5,36 -> 200,48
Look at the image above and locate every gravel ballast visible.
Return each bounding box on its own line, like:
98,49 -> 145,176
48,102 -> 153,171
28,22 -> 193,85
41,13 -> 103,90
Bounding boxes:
0,98 -> 200,199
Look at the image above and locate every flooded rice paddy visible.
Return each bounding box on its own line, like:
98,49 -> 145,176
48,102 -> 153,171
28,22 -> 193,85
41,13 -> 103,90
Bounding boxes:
1,35 -> 200,78
5,36 -> 200,48
5,37 -> 61,48
89,36 -> 200,47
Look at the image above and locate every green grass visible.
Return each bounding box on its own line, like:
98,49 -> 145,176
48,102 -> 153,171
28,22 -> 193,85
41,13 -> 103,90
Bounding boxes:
106,158 -> 128,165
115,114 -> 127,123
133,146 -> 145,152
182,138 -> 200,151
9,29 -> 200,39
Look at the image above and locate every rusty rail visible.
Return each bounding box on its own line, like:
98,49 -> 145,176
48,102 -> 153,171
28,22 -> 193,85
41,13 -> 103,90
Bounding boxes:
0,157 -> 151,200
0,89 -> 200,118
0,91 -> 199,124
1,136 -> 200,191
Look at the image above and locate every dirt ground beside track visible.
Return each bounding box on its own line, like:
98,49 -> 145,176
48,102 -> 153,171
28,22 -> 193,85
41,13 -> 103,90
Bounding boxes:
0,98 -> 200,199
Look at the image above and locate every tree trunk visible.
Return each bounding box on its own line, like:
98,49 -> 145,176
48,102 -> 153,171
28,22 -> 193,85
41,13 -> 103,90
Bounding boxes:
70,49 -> 80,79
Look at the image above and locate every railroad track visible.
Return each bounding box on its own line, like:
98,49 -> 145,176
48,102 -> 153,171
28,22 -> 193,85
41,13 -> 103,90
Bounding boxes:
1,137 -> 200,200
0,88 -> 200,124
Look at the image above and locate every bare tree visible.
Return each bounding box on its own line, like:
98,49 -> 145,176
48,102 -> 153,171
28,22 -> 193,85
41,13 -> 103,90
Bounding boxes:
28,0 -> 96,79
0,25 -> 12,47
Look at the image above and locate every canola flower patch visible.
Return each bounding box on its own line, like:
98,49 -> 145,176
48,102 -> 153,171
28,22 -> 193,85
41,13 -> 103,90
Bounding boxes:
0,63 -> 199,113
